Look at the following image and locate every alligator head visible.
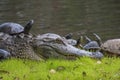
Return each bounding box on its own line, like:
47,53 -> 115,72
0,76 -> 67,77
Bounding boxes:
32,33 -> 103,59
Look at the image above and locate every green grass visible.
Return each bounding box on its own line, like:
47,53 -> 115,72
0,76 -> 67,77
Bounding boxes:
0,57 -> 120,80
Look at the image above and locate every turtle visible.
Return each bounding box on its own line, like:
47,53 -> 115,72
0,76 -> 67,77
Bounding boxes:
83,34 -> 100,51
0,20 -> 34,35
101,39 -> 120,56
0,49 -> 11,60
84,33 -> 120,56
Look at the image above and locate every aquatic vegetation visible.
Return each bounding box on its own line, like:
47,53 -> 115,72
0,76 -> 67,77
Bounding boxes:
0,57 -> 120,80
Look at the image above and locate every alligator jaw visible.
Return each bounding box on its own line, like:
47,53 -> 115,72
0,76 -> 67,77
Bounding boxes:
33,38 -> 103,59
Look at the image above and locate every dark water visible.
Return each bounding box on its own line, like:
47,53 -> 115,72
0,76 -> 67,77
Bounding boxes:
0,0 -> 120,41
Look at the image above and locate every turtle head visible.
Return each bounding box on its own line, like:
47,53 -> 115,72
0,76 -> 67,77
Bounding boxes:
85,36 -> 91,43
93,33 -> 102,46
65,33 -> 73,39
24,20 -> 34,34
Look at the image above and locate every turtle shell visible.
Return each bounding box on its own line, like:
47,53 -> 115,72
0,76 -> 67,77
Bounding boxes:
0,22 -> 24,35
101,39 -> 120,55
84,41 -> 100,50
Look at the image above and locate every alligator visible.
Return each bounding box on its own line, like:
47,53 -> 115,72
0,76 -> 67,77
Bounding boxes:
0,32 -> 103,60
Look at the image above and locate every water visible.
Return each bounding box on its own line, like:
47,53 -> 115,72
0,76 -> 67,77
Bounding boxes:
0,0 -> 120,41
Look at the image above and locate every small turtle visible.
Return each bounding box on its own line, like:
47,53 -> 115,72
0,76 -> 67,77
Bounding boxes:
0,49 -> 11,60
0,20 -> 34,35
82,33 -> 103,58
83,34 -> 100,51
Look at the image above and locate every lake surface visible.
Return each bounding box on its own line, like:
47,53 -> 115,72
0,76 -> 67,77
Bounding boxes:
0,0 -> 120,41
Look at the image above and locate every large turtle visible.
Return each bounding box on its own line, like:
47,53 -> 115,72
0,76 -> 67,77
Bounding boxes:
0,20 -> 34,35
101,39 -> 120,56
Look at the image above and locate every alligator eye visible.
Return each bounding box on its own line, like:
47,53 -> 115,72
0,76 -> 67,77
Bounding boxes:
55,38 -> 66,45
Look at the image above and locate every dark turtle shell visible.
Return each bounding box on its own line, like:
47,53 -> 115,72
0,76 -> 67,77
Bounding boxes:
83,41 -> 100,50
0,22 -> 24,35
83,34 -> 101,51
0,20 -> 34,35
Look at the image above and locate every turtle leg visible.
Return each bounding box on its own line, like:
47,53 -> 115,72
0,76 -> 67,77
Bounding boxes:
24,20 -> 34,34
93,33 -> 102,46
